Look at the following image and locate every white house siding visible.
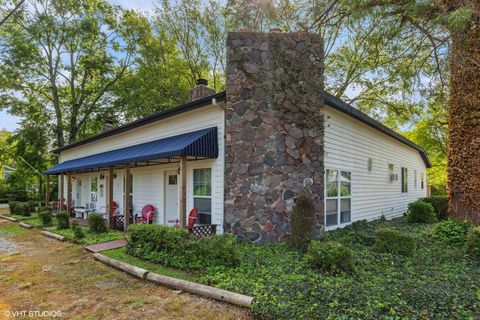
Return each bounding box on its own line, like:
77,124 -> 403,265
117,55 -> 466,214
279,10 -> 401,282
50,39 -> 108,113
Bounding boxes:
323,105 -> 427,227
57,103 -> 225,232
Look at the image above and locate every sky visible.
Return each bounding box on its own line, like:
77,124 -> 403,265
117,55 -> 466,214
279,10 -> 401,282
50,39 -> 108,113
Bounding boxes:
0,0 -> 156,132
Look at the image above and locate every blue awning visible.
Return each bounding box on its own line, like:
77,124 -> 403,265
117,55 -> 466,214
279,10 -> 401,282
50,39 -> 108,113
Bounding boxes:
45,127 -> 218,174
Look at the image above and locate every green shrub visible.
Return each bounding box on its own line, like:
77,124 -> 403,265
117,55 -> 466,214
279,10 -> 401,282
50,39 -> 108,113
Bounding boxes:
374,228 -> 416,255
432,219 -> 474,245
305,240 -> 354,274
290,197 -> 315,251
406,200 -> 436,223
27,200 -> 37,212
422,196 -> 448,220
127,224 -> 239,270
8,201 -> 18,214
71,221 -> 85,243
466,227 -> 480,257
38,210 -> 53,227
88,213 -> 107,233
56,211 -> 70,229
195,234 -> 239,268
8,201 -> 31,216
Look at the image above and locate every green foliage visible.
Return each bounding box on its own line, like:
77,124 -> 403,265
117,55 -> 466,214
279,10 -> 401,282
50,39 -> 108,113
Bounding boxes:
8,201 -> 31,216
406,200 -> 436,223
38,210 -> 53,227
71,221 -> 85,244
196,218 -> 480,319
27,200 -> 37,213
305,241 -> 354,274
55,211 -> 70,229
374,228 -> 416,256
127,224 -> 239,270
422,196 -> 448,220
466,227 -> 480,257
44,225 -> 124,245
88,213 -> 107,233
289,197 -> 314,251
432,220 -> 474,245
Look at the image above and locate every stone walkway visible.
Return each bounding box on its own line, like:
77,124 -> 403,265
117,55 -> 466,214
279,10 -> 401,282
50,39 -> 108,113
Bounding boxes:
84,239 -> 127,253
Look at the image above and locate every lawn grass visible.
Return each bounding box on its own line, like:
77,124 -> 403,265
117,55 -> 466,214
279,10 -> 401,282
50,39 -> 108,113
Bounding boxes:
2,208 -> 125,245
0,223 -> 27,236
44,225 -> 125,245
103,247 -> 198,282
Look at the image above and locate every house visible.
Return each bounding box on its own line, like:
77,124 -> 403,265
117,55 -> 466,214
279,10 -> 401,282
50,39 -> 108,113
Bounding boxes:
1,164 -> 15,180
44,31 -> 430,243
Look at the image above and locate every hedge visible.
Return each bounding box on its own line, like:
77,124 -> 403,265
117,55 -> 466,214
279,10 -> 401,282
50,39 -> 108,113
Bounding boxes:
127,224 -> 239,271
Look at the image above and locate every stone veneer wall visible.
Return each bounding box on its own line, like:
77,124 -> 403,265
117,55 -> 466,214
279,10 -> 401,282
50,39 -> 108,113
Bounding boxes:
224,32 -> 325,243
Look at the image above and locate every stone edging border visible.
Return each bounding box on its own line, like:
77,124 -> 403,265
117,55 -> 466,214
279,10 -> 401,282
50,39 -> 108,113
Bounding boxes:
93,253 -> 253,308
19,222 -> 33,229
40,230 -> 67,242
0,214 -> 17,222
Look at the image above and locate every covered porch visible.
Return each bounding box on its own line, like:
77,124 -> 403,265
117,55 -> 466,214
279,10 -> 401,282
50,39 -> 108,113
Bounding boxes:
44,127 -> 220,234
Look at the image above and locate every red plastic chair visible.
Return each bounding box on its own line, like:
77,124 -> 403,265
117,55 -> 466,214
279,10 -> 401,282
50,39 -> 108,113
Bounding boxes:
188,208 -> 198,228
112,201 -> 120,215
135,204 -> 155,224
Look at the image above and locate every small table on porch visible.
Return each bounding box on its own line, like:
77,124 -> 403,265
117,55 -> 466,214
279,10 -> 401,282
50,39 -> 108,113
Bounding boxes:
73,207 -> 91,220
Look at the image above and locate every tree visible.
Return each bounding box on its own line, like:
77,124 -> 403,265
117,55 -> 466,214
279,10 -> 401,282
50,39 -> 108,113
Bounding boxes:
0,0 -> 148,147
349,1 -> 479,222
111,28 -> 192,121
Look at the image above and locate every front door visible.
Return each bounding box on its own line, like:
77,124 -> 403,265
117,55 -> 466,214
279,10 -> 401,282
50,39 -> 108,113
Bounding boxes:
164,171 -> 179,226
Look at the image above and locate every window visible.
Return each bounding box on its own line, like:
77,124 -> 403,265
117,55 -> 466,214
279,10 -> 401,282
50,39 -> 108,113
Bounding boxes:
91,177 -> 98,202
421,172 -> 424,189
388,163 -> 395,182
193,168 -> 212,224
168,175 -> 177,185
325,169 -> 351,227
414,169 -> 417,189
401,167 -> 408,193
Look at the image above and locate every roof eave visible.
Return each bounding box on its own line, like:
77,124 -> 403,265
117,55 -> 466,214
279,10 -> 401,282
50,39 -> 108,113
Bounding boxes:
51,91 -> 226,154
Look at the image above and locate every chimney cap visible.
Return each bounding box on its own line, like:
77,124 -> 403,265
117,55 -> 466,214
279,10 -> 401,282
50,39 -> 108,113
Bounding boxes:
196,78 -> 208,86
270,28 -> 282,33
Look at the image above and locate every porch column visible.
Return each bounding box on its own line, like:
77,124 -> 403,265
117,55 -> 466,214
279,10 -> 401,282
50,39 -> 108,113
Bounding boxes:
179,156 -> 187,228
124,164 -> 130,231
45,175 -> 50,207
59,173 -> 64,208
66,174 -> 72,213
107,166 -> 114,229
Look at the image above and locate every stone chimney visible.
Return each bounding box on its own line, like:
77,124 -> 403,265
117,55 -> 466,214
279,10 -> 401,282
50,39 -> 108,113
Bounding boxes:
224,31 -> 325,243
188,78 -> 215,101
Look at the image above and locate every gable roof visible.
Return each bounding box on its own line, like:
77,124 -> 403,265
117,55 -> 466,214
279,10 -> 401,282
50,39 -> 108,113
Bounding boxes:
52,90 -> 430,168
324,93 -> 431,168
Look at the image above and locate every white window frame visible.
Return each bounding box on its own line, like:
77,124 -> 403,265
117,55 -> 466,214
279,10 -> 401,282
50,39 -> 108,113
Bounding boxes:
401,167 -> 408,193
325,168 -> 352,229
193,167 -> 212,225
414,169 -> 417,189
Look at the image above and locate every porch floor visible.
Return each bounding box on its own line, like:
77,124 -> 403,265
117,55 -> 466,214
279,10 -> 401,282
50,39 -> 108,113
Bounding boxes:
85,239 -> 127,253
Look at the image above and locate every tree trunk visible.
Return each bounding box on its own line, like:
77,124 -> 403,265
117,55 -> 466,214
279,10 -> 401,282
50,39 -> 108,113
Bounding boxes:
447,18 -> 480,224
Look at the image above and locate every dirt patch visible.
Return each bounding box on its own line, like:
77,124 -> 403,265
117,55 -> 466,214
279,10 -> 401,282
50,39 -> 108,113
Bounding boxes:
0,237 -> 18,255
0,221 -> 251,320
